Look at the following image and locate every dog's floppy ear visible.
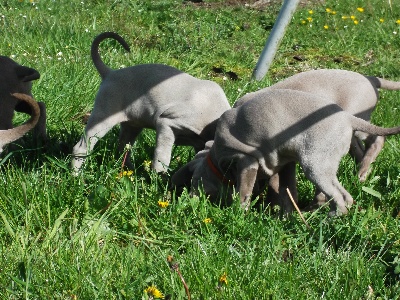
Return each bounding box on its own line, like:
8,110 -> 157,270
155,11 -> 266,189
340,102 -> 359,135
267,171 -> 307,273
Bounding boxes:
172,146 -> 210,188
171,159 -> 201,188
15,65 -> 40,82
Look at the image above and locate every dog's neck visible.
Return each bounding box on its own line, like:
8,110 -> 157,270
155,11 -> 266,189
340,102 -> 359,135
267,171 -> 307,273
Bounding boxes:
206,154 -> 234,186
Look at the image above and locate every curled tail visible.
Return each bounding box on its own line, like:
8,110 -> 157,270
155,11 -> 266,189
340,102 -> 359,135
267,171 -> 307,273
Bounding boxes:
0,93 -> 40,151
91,32 -> 131,79
350,115 -> 400,137
367,76 -> 400,91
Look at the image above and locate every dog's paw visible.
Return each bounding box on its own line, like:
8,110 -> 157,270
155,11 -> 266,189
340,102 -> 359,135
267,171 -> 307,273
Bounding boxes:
358,167 -> 371,182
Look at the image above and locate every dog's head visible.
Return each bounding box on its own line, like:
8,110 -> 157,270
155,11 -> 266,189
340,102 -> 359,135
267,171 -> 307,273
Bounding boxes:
172,141 -> 236,204
0,56 -> 40,95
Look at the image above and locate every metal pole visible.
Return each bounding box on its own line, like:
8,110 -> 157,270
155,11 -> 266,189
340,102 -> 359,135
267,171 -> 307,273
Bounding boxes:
252,0 -> 300,81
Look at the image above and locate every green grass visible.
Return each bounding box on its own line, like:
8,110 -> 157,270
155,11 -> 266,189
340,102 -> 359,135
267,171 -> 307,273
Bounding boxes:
1,0 -> 400,298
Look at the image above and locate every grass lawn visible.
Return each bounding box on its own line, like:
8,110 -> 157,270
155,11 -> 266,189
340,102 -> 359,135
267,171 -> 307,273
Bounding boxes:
0,0 -> 399,298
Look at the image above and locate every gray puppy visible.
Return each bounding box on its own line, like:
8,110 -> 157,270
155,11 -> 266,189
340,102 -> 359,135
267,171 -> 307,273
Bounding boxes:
0,56 -> 46,146
235,69 -> 400,182
172,89 -> 400,215
234,69 -> 400,210
0,93 -> 40,152
72,32 -> 230,174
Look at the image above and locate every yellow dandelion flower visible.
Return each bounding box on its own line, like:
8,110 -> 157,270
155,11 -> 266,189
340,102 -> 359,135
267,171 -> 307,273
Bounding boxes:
203,218 -> 212,224
301,20 -> 307,25
354,20 -> 359,25
396,20 -> 400,25
331,11 -> 337,15
325,8 -> 332,13
116,170 -> 134,179
342,16 -> 350,20
307,17 -> 313,22
357,7 -> 364,12
144,285 -> 164,299
323,25 -> 329,30
350,15 -> 356,20
379,18 -> 384,23
308,10 -> 313,14
219,272 -> 228,285
158,200 -> 169,208
124,170 -> 133,176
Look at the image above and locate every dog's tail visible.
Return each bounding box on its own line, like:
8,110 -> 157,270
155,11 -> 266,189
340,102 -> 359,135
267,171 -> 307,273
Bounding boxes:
350,115 -> 400,137
367,76 -> 400,91
91,32 -> 131,79
0,93 -> 40,151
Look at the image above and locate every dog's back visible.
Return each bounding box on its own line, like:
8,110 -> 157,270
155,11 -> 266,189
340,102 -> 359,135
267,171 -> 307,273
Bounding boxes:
269,69 -> 378,119
217,89 -> 351,172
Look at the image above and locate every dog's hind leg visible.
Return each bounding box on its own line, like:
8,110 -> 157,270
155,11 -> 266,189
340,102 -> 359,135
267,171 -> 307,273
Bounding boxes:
308,176 -> 349,216
348,135 -> 365,164
358,135 -> 385,182
118,122 -> 143,170
301,157 -> 351,215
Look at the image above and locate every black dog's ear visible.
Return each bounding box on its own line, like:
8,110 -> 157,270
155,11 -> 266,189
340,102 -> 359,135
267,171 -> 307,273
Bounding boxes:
172,146 -> 210,189
171,159 -> 201,189
15,65 -> 40,82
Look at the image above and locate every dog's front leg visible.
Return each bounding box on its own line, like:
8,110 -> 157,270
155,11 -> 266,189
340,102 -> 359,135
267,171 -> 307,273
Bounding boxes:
118,123 -> 143,170
71,136 -> 92,175
71,114 -> 120,175
266,162 -> 297,214
153,122 -> 175,173
236,156 -> 259,210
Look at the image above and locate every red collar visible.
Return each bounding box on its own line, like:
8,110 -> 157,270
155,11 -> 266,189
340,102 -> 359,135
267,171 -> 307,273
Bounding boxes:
206,154 -> 234,186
